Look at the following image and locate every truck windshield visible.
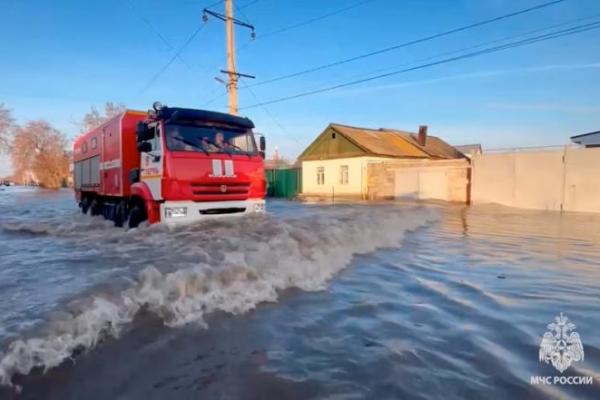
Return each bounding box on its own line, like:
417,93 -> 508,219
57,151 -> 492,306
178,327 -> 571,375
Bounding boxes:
165,123 -> 257,154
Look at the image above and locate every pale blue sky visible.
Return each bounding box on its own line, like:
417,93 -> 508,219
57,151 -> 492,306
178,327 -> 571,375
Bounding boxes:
1,0 -> 600,175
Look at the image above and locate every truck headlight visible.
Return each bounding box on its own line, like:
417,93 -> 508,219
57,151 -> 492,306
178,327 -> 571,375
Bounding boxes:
253,203 -> 265,212
165,207 -> 187,218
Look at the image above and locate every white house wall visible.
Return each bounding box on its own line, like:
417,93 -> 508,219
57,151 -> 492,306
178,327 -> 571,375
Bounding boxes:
301,157 -> 393,198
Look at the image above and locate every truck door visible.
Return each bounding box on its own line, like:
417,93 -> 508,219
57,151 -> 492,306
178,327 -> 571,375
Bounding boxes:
139,123 -> 163,200
102,128 -> 109,194
101,126 -> 119,195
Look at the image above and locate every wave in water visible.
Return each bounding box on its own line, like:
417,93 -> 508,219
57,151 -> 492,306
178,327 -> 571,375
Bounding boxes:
0,205 -> 437,387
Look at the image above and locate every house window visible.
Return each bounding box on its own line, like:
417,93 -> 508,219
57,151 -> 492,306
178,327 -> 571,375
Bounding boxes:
317,166 -> 325,185
339,165 -> 349,184
91,137 -> 97,149
82,142 -> 88,153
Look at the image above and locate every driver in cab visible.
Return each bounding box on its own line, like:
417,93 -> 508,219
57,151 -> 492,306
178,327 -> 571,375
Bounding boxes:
202,132 -> 233,152
168,128 -> 194,151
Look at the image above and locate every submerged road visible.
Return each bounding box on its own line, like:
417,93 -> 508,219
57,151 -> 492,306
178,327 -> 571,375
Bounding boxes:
0,187 -> 599,399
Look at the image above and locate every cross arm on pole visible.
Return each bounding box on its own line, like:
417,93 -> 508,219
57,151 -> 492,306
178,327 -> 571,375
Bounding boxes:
203,9 -> 255,32
219,70 -> 256,79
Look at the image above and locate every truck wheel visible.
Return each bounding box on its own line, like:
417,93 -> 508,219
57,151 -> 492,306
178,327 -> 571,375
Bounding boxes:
114,202 -> 126,227
128,205 -> 146,229
90,199 -> 101,216
104,204 -> 114,221
81,198 -> 90,214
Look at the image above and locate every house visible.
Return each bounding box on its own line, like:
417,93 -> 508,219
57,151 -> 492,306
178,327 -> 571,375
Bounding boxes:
298,123 -> 468,201
571,131 -> 600,148
454,144 -> 482,159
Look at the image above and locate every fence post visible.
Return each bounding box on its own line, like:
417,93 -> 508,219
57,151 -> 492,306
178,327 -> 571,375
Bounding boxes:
560,145 -> 568,212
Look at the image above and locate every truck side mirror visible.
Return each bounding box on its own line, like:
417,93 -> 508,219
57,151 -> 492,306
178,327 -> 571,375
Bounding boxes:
137,141 -> 152,153
136,122 -> 154,142
259,136 -> 266,152
259,136 -> 266,159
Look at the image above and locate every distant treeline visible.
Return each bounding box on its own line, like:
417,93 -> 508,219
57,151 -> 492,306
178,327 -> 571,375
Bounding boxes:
0,102 -> 124,189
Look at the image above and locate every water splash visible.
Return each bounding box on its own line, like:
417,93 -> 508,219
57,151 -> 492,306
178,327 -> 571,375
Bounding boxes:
0,204 -> 437,386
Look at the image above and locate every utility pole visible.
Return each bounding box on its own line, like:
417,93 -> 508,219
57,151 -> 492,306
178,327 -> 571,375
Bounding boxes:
225,0 -> 238,114
204,1 -> 255,115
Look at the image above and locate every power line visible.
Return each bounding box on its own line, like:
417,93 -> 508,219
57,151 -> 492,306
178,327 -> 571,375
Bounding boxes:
201,89 -> 228,107
203,0 -> 378,79
140,24 -> 206,94
202,0 -> 258,10
243,21 -> 600,108
233,0 -> 253,25
247,0 -> 567,88
239,0 -> 260,10
137,0 -> 226,96
298,12 -> 600,94
240,80 -> 303,145
126,0 -> 173,50
235,0 -> 377,55
125,0 -> 196,73
205,0 -> 224,8
259,0 -> 377,39
223,14 -> 600,108
241,21 -> 600,109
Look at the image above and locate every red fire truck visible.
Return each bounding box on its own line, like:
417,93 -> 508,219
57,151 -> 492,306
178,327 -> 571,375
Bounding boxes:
73,103 -> 266,227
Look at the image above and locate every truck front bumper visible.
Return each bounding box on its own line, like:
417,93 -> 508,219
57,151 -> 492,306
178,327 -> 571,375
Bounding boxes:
159,199 -> 265,225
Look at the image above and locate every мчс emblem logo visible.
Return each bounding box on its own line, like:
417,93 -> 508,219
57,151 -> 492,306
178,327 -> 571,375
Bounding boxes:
539,313 -> 584,373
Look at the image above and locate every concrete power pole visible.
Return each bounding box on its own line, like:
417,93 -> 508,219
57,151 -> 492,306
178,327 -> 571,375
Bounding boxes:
225,0 -> 238,115
204,1 -> 255,115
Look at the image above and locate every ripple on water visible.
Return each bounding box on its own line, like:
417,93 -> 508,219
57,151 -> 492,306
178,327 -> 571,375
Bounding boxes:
1,189 -> 600,399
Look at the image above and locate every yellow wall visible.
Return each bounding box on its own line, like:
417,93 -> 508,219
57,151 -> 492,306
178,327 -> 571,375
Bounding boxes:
367,159 -> 470,203
563,147 -> 600,213
472,150 -> 563,210
301,157 -> 392,198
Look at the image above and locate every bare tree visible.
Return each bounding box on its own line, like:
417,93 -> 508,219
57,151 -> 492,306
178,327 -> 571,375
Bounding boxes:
0,103 -> 15,153
80,101 -> 126,133
11,121 -> 70,188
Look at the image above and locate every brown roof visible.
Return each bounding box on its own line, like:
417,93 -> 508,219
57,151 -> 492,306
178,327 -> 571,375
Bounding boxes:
330,123 -> 464,160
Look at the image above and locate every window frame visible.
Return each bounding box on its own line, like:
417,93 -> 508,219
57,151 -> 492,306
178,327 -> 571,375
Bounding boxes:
339,165 -> 349,185
317,166 -> 325,185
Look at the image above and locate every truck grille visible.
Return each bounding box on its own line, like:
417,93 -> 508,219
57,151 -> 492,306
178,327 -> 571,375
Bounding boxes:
190,182 -> 250,201
199,207 -> 246,215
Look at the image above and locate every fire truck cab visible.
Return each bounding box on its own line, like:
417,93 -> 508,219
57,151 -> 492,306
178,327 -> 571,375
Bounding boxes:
73,103 -> 266,227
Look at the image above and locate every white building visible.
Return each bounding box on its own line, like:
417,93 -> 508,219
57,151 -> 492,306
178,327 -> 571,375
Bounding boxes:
298,123 -> 466,200
571,131 -> 600,148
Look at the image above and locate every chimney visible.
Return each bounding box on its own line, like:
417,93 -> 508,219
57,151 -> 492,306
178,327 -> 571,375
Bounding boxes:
417,125 -> 428,146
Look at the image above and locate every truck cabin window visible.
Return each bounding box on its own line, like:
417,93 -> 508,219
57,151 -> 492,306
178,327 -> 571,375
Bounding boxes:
165,123 -> 256,154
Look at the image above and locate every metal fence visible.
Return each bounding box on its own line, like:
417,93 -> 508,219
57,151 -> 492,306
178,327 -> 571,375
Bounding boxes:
265,168 -> 302,198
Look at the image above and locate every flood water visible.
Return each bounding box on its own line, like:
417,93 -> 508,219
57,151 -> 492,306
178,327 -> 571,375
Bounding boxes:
0,186 -> 599,399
